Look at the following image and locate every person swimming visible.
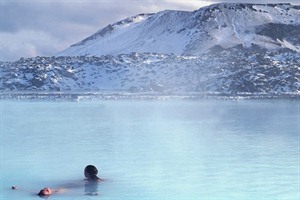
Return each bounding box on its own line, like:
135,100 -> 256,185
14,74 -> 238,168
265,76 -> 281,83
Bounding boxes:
84,165 -> 102,182
11,185 -> 56,196
37,187 -> 66,197
12,165 -> 102,197
37,188 -> 52,196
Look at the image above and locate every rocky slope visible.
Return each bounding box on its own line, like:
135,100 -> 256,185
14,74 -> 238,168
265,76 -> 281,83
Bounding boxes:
1,48 -> 299,96
0,3 -> 299,98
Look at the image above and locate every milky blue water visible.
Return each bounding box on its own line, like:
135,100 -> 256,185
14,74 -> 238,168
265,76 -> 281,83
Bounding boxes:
0,100 -> 299,200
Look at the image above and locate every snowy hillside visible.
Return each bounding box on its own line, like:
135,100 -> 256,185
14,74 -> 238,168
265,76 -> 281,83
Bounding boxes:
1,48 -> 299,97
57,3 -> 300,56
1,3 -> 299,98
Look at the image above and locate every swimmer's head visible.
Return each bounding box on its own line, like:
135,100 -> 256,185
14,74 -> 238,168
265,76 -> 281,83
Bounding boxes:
84,165 -> 100,181
38,188 -> 52,196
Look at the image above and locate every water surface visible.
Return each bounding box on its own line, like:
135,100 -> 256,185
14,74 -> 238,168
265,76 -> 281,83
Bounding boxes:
0,100 -> 299,200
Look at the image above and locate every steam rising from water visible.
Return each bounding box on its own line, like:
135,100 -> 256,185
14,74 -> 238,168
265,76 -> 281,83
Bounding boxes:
0,100 -> 299,199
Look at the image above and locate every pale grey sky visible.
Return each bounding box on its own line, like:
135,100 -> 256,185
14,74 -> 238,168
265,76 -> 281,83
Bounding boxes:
1,0 -> 299,61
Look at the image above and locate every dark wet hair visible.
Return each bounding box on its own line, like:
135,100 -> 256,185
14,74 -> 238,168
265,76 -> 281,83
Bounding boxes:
37,190 -> 44,196
84,165 -> 100,181
37,188 -> 51,196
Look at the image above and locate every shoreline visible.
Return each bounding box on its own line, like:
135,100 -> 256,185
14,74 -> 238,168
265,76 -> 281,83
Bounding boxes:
0,91 -> 298,101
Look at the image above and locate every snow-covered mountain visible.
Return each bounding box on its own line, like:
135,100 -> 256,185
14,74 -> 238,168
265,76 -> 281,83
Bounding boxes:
1,3 -> 299,98
57,3 -> 300,56
1,48 -> 299,97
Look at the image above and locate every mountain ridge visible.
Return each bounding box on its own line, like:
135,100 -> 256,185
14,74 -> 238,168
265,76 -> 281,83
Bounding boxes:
57,3 -> 300,56
1,3 -> 299,98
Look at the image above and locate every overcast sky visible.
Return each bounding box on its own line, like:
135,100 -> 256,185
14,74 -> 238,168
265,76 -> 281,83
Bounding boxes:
1,0 -> 299,61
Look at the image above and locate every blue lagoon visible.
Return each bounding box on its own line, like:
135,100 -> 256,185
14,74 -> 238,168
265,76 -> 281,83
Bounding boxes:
0,100 -> 299,200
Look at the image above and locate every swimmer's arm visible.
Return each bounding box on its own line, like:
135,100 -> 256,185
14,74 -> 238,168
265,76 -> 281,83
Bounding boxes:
12,186 -> 67,194
52,188 -> 66,194
11,186 -> 38,194
11,186 -> 31,192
